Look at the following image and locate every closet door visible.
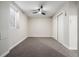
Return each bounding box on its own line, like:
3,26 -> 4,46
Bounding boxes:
57,13 -> 65,45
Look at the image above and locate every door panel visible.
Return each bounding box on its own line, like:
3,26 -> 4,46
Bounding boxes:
57,13 -> 64,45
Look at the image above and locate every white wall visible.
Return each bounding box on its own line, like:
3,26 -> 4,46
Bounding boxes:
69,2 -> 77,50
52,2 -> 78,50
0,2 -> 10,56
28,17 -> 52,37
0,2 -> 28,56
77,2 -> 79,50
8,8 -> 28,49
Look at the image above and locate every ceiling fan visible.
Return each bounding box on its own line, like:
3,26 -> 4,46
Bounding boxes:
32,4 -> 46,15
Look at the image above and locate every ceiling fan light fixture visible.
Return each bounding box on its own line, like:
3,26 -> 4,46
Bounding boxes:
32,2 -> 46,15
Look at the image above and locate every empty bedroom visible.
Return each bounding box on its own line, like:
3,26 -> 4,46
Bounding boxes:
0,1 -> 79,57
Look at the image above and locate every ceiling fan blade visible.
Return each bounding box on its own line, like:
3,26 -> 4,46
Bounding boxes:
38,9 -> 40,11
32,8 -> 40,13
41,12 -> 46,15
33,11 -> 38,14
33,10 -> 38,12
40,5 -> 43,9
32,9 -> 39,14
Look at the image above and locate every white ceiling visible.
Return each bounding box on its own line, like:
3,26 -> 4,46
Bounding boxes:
15,1 -> 66,18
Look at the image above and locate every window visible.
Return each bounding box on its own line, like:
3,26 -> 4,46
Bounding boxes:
10,4 -> 19,28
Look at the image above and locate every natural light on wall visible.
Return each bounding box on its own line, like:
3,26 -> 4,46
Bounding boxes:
10,4 -> 19,29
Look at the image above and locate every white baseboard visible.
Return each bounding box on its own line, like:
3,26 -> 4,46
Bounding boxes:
52,36 -> 57,40
0,36 -> 28,57
52,37 -> 70,50
69,47 -> 78,50
63,43 -> 69,49
9,36 -> 28,50
0,50 -> 10,57
28,36 -> 52,37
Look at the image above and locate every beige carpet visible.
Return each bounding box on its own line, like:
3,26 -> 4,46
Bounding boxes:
6,37 -> 77,57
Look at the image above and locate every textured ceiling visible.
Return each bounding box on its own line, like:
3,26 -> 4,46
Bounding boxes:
15,1 -> 66,18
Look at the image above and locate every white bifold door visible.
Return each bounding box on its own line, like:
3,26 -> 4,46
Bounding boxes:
57,12 -> 65,45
